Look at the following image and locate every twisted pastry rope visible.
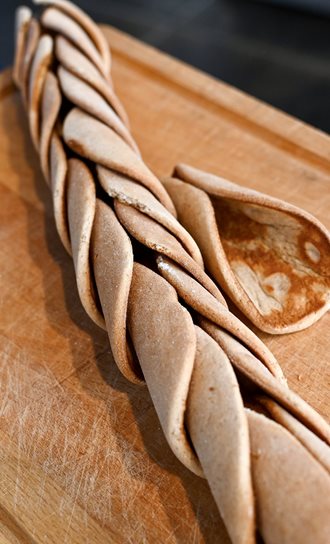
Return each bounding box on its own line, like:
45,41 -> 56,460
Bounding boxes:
13,2 -> 330,543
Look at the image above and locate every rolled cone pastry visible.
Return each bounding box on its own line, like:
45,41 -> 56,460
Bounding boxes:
164,164 -> 330,334
13,1 -> 330,542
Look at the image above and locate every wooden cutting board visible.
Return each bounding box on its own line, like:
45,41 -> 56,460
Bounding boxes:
0,25 -> 329,544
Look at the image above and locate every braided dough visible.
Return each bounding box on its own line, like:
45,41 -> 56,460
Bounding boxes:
13,2 -> 330,543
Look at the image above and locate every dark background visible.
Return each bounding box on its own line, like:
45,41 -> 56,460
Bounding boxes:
1,0 -> 330,133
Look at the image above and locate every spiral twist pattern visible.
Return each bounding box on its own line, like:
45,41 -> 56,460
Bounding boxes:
13,2 -> 330,543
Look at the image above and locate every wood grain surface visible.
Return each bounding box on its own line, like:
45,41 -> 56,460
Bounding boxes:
0,25 -> 329,544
